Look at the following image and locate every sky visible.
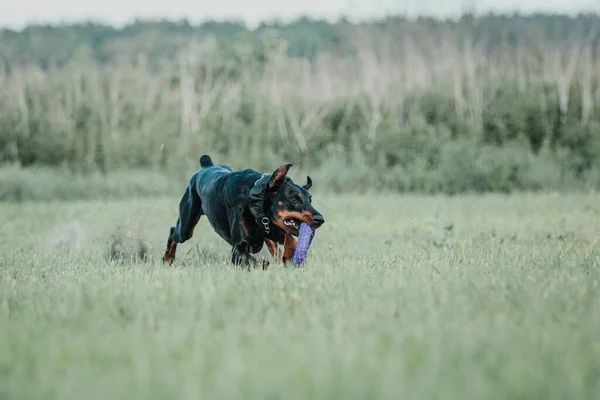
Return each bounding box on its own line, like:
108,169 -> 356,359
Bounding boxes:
0,0 -> 598,29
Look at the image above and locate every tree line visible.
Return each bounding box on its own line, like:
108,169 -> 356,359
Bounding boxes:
1,13 -> 599,195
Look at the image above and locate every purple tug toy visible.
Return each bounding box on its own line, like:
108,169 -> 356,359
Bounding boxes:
291,222 -> 316,266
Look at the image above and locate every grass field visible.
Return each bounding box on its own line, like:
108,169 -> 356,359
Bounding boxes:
1,192 -> 600,399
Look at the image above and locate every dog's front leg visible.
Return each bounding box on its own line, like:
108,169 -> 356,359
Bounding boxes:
265,238 -> 283,262
230,210 -> 269,269
231,242 -> 270,270
231,242 -> 257,268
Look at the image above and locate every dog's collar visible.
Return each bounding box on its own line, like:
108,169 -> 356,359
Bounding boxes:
259,216 -> 270,234
254,173 -> 269,186
253,173 -> 271,234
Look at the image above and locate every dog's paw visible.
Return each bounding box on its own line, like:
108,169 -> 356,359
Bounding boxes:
253,257 -> 270,270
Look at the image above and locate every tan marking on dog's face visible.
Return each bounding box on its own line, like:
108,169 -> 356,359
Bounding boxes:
283,211 -> 314,224
273,210 -> 286,232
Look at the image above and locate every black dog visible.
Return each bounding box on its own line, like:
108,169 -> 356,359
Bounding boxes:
162,155 -> 325,267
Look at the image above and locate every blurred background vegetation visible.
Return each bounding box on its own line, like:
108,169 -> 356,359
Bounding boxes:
1,13 -> 600,199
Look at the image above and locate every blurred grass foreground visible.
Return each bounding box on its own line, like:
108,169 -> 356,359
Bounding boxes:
1,13 -> 600,199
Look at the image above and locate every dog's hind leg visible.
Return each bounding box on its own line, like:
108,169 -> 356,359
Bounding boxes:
162,182 -> 203,264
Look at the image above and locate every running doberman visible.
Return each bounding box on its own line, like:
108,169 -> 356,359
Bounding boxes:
162,155 -> 325,267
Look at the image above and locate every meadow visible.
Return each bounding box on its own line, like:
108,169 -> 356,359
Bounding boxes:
1,13 -> 600,399
1,191 -> 600,399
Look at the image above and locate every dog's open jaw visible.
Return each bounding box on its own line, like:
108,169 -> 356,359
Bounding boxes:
283,216 -> 301,231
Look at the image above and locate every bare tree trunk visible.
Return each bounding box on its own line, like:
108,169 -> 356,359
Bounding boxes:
284,103 -> 308,152
463,39 -> 482,134
178,50 -> 196,136
13,69 -> 30,139
580,44 -> 592,124
550,42 -> 581,124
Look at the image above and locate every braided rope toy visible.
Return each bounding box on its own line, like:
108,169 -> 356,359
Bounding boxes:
291,222 -> 316,266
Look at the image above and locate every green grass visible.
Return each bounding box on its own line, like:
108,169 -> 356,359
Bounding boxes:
0,165 -> 179,202
1,192 -> 600,399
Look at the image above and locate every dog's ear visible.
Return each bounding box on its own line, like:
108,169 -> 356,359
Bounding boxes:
303,176 -> 312,191
268,163 -> 293,192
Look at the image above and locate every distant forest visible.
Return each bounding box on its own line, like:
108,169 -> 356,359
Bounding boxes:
2,13 -> 600,196
1,13 -> 599,69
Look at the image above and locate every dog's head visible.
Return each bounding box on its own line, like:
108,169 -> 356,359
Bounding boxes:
266,163 -> 325,236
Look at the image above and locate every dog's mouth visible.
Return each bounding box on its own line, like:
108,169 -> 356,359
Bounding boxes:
281,213 -> 324,235
283,216 -> 302,232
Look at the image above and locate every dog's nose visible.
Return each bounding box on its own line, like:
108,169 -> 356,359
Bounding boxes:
312,214 -> 325,227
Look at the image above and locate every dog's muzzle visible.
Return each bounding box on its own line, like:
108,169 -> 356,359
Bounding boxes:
312,214 -> 325,228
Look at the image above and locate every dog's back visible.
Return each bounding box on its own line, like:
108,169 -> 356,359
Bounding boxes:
193,155 -> 260,203
194,155 -> 231,196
